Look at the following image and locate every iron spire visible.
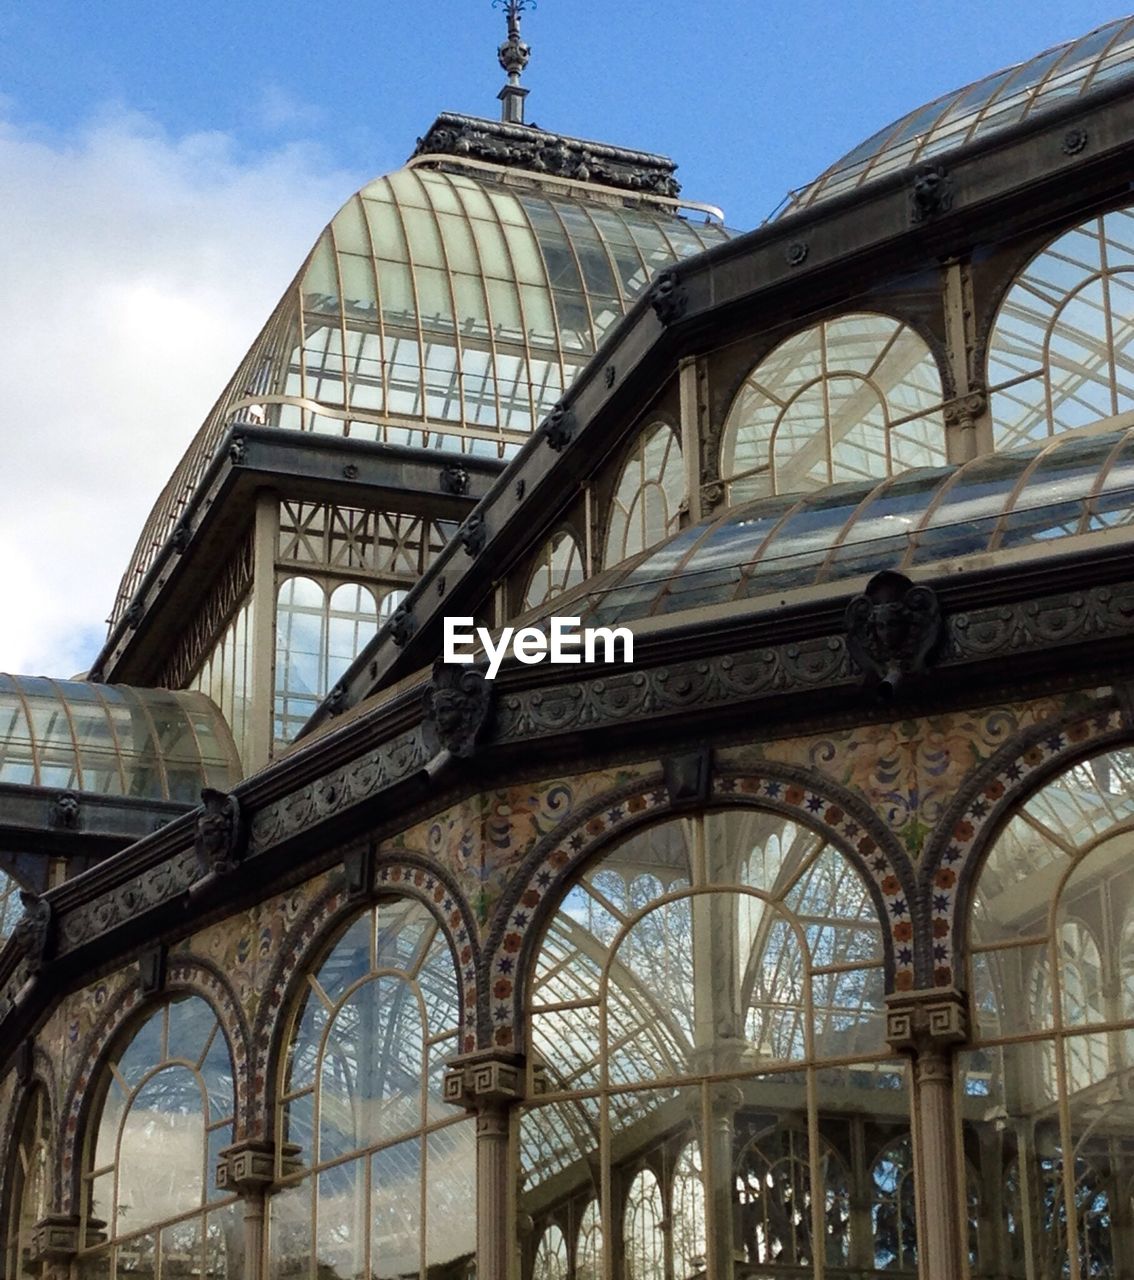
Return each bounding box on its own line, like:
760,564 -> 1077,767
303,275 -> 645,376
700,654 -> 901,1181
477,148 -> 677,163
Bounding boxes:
494,0 -> 534,124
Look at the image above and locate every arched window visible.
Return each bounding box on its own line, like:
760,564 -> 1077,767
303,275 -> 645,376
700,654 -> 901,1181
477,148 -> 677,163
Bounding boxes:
378,587 -> 408,625
735,1127 -> 850,1267
576,1197 -> 603,1280
271,899 -> 474,1278
517,808 -> 906,1279
274,576 -> 378,746
523,530 -> 585,611
989,205 -> 1134,450
604,423 -> 684,566
964,744 -> 1134,1275
871,1136 -> 918,1270
720,313 -> 948,503
672,1141 -> 707,1276
4,1087 -> 49,1279
532,1221 -> 569,1279
624,1168 -> 665,1280
77,995 -> 239,1276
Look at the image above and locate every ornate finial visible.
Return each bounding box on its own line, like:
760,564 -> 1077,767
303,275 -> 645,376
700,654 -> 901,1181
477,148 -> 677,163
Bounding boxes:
494,0 -> 534,124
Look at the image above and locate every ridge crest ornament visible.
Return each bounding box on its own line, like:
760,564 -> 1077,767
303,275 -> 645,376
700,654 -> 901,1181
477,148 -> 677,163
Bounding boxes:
422,661 -> 495,759
845,571 -> 941,697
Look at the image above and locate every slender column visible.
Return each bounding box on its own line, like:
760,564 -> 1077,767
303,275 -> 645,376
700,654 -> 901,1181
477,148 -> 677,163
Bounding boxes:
444,1050 -> 527,1280
216,1137 -> 303,1280
679,356 -> 702,524
247,490 -> 280,772
886,987 -> 970,1280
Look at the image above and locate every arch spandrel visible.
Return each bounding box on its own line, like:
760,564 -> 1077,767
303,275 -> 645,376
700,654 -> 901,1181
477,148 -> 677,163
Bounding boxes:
56,957 -> 252,1216
484,766 -> 913,1052
921,696 -> 1127,990
251,854 -> 480,1140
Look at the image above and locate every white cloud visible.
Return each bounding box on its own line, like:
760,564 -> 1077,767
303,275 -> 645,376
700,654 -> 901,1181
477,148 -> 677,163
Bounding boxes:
0,107 -> 365,677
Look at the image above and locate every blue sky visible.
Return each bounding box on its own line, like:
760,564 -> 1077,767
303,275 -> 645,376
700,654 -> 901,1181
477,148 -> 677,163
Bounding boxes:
0,1 -> 1127,674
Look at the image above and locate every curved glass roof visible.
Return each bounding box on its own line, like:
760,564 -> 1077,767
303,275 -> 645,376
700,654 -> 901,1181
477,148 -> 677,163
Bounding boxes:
530,425 -> 1134,628
114,164 -> 731,626
780,16 -> 1134,214
0,676 -> 242,802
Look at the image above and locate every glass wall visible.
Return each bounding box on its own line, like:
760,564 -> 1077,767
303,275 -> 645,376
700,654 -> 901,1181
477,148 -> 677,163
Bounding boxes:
524,531 -> 586,612
274,578 -> 381,748
78,996 -> 240,1278
604,424 -> 685,568
271,899 -> 475,1278
0,873 -> 20,946
190,598 -> 253,767
721,314 -> 948,505
518,810 -> 912,1279
989,204 -> 1134,451
0,676 -> 241,802
962,745 -> 1134,1278
114,168 -> 732,625
4,1087 -> 48,1279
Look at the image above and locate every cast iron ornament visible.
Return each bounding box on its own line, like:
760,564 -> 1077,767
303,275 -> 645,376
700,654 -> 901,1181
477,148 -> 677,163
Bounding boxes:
422,661 -> 495,759
12,892 -> 53,975
650,269 -> 688,325
909,165 -> 954,223
845,571 -> 942,696
194,789 -> 244,879
51,791 -> 80,830
542,403 -> 576,451
389,604 -> 417,647
440,462 -> 471,496
459,512 -> 488,557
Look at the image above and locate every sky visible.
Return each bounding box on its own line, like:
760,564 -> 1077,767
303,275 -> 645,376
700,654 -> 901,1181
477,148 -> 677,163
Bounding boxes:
0,0 -> 1127,677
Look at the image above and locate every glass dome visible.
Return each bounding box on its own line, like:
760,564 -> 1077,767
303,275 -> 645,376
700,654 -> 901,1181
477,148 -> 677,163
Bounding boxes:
0,675 -> 242,802
779,16 -> 1134,214
114,164 -> 731,627
531,425 -> 1134,628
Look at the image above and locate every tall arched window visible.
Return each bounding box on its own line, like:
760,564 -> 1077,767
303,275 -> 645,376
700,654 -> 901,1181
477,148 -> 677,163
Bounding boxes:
77,996 -> 240,1276
964,744 -> 1134,1276
871,1136 -> 918,1271
274,576 -> 378,746
624,1168 -> 665,1280
603,423 -> 684,567
271,899 -> 474,1278
4,1087 -> 49,1279
735,1127 -> 851,1267
517,808 -> 907,1279
989,205 -> 1134,450
523,530 -> 585,611
532,1222 -> 569,1279
576,1197 -> 603,1280
720,313 -> 948,503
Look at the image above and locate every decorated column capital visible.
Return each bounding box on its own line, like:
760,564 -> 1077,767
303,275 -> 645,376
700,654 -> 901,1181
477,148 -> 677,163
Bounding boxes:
884,986 -> 969,1054
442,1048 -> 527,1111
30,1212 -> 106,1262
215,1137 -> 303,1196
